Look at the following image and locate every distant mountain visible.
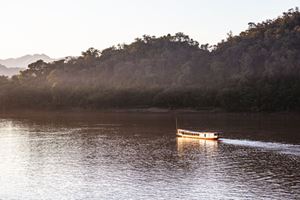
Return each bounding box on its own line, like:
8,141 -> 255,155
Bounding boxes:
0,54 -> 55,69
0,64 -> 24,77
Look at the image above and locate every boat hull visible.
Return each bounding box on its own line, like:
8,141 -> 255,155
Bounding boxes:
177,134 -> 219,140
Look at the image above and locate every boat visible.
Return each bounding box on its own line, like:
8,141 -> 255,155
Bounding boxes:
175,118 -> 219,140
176,129 -> 219,140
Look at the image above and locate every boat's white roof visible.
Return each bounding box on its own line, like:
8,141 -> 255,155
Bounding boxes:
178,129 -> 217,134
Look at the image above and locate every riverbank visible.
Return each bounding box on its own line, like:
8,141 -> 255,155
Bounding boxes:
0,107 -> 299,119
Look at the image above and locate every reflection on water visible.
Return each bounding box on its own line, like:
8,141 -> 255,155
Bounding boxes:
0,112 -> 299,199
176,137 -> 218,156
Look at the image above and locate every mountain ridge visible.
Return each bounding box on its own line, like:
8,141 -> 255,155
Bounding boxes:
0,64 -> 24,77
0,54 -> 55,69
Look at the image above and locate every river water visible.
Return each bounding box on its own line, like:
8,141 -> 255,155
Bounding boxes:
0,112 -> 299,200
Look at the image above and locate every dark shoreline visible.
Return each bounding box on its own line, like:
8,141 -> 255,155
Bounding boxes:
0,107 -> 299,116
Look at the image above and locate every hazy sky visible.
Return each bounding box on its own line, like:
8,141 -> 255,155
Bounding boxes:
0,0 -> 299,58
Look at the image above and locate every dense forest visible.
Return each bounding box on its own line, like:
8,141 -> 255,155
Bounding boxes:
1,8 -> 300,112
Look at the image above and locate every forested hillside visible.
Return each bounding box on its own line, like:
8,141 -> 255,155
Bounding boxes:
0,8 -> 300,111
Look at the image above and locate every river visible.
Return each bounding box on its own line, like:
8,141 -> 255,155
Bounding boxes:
0,112 -> 299,199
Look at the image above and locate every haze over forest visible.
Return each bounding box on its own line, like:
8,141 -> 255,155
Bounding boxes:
0,8 -> 300,112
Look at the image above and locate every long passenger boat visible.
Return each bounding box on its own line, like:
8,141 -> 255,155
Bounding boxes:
176,129 -> 219,140
175,118 -> 219,140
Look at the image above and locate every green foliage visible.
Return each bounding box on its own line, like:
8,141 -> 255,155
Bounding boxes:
1,8 -> 300,112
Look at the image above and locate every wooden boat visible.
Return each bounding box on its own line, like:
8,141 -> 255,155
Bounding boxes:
176,129 -> 219,140
175,118 -> 219,140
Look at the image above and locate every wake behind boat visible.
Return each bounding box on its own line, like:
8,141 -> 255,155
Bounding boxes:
176,129 -> 219,140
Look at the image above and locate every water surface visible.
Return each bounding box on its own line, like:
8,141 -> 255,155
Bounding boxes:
0,112 -> 299,199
